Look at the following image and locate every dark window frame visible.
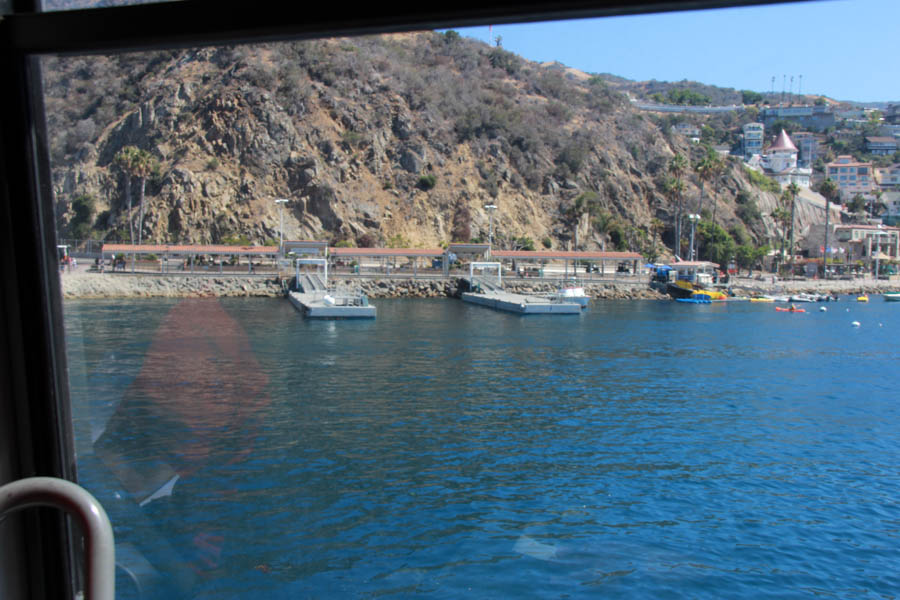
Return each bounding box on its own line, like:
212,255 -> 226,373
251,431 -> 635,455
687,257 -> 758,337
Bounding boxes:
0,0 -> 815,597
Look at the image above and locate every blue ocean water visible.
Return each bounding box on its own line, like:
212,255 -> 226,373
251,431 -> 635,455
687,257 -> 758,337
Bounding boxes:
64,297 -> 900,598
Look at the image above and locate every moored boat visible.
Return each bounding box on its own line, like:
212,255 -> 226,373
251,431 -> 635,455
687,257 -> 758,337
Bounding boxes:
857,295 -> 869,302
542,279 -> 590,308
884,292 -> 900,302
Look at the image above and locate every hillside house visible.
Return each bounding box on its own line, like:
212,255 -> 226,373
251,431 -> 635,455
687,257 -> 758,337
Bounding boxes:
875,164 -> 900,189
826,155 -> 874,200
805,223 -> 900,262
741,122 -> 764,158
866,136 -> 898,156
760,104 -> 835,131
761,129 -> 810,188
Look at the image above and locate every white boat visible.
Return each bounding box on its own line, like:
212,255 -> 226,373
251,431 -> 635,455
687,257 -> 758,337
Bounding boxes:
544,280 -> 590,308
789,293 -> 825,303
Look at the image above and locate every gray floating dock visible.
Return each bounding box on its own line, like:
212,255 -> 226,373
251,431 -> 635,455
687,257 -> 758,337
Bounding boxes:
288,290 -> 376,318
461,291 -> 581,314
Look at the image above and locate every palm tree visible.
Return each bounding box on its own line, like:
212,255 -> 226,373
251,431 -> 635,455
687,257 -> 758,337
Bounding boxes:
113,146 -> 140,244
132,149 -> 158,245
693,148 -> 724,257
786,182 -> 800,277
709,155 -> 727,227
694,148 -> 717,217
818,177 -> 839,277
871,188 -> 886,219
667,153 -> 688,258
664,175 -> 686,259
772,200 -> 790,275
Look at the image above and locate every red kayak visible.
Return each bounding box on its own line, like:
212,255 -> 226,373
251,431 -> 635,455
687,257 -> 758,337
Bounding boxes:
775,307 -> 805,313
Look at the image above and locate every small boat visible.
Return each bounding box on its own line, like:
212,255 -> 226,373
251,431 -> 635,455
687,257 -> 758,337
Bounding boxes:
692,289 -> 727,301
884,292 -> 900,302
544,280 -> 590,308
750,297 -> 774,303
775,305 -> 805,313
857,295 -> 869,302
790,293 -> 825,303
676,294 -> 711,304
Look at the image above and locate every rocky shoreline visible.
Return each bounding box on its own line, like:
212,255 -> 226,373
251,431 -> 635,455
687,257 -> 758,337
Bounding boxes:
60,271 -> 900,300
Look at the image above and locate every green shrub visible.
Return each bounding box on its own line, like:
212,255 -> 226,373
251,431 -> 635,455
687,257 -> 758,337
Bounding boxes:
743,167 -> 780,193
417,174 -> 437,190
542,236 -> 553,249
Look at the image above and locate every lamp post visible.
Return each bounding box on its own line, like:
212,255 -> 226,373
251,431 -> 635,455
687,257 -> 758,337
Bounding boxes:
687,214 -> 700,261
484,203 -> 497,257
275,198 -> 288,255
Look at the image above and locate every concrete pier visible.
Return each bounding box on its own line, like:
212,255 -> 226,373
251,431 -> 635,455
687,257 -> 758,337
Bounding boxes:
461,290 -> 581,314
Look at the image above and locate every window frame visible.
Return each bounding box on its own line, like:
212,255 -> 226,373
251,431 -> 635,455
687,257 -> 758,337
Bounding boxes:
0,0 -> 816,597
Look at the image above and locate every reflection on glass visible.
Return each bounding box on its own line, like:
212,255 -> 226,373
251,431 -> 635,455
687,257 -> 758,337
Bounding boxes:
73,299 -> 268,597
41,0 -> 180,12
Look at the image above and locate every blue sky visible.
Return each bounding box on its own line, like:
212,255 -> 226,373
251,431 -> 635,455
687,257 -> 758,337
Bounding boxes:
448,0 -> 898,103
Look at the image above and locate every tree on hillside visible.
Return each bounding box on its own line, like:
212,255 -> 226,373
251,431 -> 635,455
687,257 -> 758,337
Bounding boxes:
663,175 -> 686,259
667,153 -> 688,258
132,149 -> 159,245
818,177 -> 839,275
709,154 -> 728,227
113,146 -> 140,244
785,182 -> 800,276
848,193 -> 867,219
871,188 -> 885,219
772,190 -> 792,275
693,147 -> 724,256
741,90 -> 764,105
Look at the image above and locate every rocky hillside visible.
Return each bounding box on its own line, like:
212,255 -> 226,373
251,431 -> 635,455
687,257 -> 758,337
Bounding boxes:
44,31 -> 823,258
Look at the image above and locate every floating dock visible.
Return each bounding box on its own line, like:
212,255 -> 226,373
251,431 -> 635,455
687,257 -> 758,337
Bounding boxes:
460,269 -> 581,314
288,266 -> 375,318
461,290 -> 582,314
288,290 -> 375,318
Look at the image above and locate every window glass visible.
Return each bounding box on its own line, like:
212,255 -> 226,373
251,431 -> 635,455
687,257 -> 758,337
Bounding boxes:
46,2 -> 900,598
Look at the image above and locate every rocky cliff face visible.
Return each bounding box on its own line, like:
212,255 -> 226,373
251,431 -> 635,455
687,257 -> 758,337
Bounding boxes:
43,31 -> 825,257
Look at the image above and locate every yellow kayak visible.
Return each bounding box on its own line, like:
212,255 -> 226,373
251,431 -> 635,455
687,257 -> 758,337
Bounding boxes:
750,297 -> 774,303
857,295 -> 869,302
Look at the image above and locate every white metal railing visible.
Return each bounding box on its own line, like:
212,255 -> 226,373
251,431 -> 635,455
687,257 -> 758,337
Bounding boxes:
0,477 -> 114,600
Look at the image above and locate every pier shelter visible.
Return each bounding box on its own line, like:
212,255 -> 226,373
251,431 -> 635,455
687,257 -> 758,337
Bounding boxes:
101,244 -> 280,273
282,240 -> 328,257
329,247 -> 446,276
491,250 -> 643,279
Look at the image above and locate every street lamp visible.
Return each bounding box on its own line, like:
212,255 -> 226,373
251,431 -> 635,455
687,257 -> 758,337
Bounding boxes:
484,204 -> 497,257
687,214 -> 701,261
275,198 -> 288,255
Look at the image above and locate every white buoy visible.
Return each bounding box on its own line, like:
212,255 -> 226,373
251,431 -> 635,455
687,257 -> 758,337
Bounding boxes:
323,294 -> 335,306
820,306 -> 827,312
851,321 -> 861,327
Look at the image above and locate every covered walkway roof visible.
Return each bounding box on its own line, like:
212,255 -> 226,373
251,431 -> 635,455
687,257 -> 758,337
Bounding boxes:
329,247 -> 444,258
101,244 -> 279,256
492,250 -> 642,260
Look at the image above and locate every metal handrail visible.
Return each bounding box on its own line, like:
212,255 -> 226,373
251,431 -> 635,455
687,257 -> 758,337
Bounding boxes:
0,477 -> 115,600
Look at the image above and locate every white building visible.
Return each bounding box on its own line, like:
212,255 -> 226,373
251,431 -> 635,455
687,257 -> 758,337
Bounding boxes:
761,129 -> 811,188
742,122 -> 764,159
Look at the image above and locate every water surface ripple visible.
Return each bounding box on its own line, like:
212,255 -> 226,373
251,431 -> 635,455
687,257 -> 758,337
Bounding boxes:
64,297 -> 900,598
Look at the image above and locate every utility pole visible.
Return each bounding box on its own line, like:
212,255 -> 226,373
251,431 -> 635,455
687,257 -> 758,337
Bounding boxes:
275,198 -> 288,256
688,214 -> 700,261
484,203 -> 497,258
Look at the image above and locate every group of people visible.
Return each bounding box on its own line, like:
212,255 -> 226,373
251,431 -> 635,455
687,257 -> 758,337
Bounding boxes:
94,256 -> 127,272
